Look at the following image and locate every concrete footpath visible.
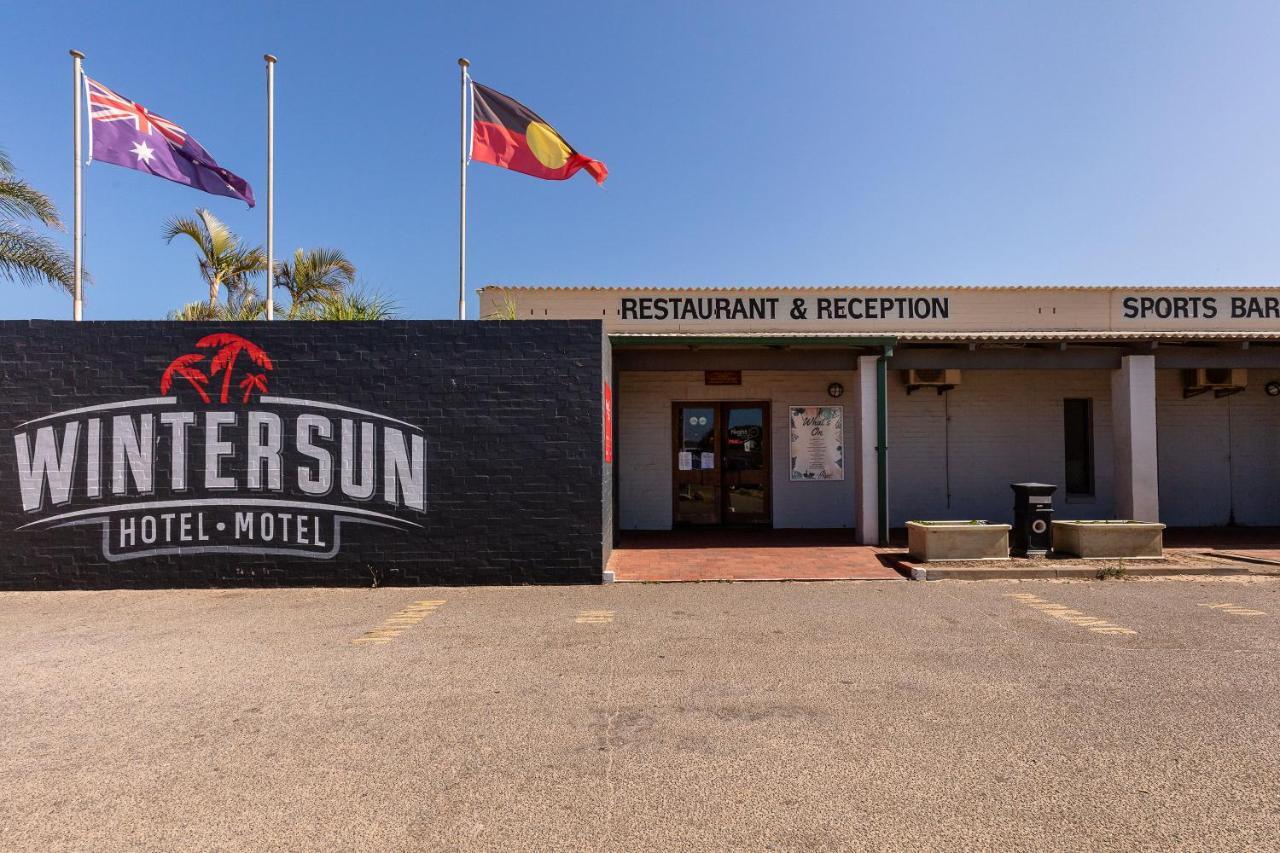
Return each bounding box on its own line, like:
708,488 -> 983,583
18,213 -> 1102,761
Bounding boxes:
1,576 -> 1278,851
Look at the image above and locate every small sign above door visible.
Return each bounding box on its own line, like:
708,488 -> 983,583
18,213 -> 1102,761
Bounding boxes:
705,370 -> 742,386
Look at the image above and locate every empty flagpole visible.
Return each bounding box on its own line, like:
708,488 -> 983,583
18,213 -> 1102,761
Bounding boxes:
265,54 -> 277,321
70,49 -> 85,321
458,57 -> 469,321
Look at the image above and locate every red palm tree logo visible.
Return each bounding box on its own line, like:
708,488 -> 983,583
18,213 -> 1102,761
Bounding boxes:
160,353 -> 212,403
198,333 -> 274,404
239,373 -> 269,403
160,333 -> 274,404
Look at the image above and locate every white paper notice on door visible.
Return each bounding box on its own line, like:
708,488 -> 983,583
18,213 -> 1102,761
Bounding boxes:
700,452 -> 715,470
678,451 -> 693,471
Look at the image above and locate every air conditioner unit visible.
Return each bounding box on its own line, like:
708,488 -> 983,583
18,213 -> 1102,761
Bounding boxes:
904,368 -> 961,394
1184,367 -> 1246,398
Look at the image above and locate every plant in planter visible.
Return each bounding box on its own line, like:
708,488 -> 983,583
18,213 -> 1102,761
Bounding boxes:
1052,520 -> 1165,559
906,520 -> 1011,562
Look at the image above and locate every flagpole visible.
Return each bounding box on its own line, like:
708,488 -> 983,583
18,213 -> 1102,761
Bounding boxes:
458,57 -> 469,321
70,49 -> 85,322
265,54 -> 276,321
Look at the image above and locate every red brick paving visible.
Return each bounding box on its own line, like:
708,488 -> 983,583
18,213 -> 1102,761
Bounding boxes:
607,527 -> 1280,582
1163,527 -> 1280,549
608,529 -> 906,582
1164,527 -> 1280,567
1207,550 -> 1280,566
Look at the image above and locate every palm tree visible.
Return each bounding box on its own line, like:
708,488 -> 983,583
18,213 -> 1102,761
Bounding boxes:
238,372 -> 269,403
274,247 -> 357,318
159,353 -> 211,403
168,291 -> 267,321
0,149 -> 76,292
295,290 -> 398,320
196,332 -> 274,403
163,208 -> 266,307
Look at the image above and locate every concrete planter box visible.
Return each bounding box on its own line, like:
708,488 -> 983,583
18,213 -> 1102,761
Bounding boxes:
907,521 -> 1011,562
1051,520 -> 1165,559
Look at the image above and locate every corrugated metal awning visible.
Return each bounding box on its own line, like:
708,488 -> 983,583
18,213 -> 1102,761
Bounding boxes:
609,330 -> 1280,346
485,284 -> 1280,294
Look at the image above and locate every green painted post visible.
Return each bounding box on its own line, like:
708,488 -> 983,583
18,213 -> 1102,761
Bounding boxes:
876,347 -> 892,546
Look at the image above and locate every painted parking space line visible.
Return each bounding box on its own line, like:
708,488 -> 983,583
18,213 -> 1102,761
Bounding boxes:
1004,593 -> 1137,635
1197,602 -> 1268,618
575,609 -> 615,625
352,599 -> 446,645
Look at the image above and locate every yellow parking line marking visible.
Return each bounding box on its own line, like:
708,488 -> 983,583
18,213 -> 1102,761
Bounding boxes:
575,609 -> 615,625
1004,593 -> 1137,635
352,599 -> 446,645
1197,603 -> 1268,617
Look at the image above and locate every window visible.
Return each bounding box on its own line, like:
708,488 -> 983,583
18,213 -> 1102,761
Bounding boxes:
1063,398 -> 1094,497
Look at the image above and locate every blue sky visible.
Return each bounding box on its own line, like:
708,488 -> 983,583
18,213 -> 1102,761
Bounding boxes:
3,1 -> 1280,320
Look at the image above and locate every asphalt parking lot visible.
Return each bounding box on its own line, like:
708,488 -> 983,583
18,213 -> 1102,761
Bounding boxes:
2,576 -> 1278,852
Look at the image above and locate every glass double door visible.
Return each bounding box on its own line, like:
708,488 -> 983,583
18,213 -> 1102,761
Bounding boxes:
672,402 -> 771,526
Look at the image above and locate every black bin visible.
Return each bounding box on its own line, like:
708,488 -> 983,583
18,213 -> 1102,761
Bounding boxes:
1010,482 -> 1057,557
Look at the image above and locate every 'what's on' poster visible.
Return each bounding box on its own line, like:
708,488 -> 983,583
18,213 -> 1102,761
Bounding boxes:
789,406 -> 843,481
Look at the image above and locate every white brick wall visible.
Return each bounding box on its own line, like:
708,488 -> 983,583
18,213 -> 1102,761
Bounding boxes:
888,369 -> 1117,526
617,370 -> 857,530
1157,368 -> 1280,526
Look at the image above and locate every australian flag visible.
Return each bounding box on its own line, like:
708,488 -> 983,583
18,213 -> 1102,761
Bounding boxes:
86,76 -> 255,207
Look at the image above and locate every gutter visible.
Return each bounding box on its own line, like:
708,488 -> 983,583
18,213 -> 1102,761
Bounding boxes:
608,335 -> 899,348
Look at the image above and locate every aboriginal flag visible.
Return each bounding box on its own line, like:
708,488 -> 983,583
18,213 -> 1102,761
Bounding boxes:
470,82 -> 608,185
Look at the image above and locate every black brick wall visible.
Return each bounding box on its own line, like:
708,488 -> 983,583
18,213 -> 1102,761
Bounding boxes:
0,320 -> 604,589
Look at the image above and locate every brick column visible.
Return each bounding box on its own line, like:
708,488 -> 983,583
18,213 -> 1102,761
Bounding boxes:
855,355 -> 880,543
1112,355 -> 1160,521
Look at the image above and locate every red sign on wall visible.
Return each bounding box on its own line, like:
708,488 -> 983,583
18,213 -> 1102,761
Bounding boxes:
603,382 -> 613,463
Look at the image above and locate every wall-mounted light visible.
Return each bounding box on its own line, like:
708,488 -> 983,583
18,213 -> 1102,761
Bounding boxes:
828,382 -> 844,399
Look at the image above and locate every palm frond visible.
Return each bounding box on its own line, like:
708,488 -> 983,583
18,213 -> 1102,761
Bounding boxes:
160,353 -> 207,392
226,278 -> 266,312
196,208 -> 236,257
296,289 -> 397,321
485,288 -> 520,320
0,150 -> 72,292
168,301 -> 222,321
0,222 -> 75,292
239,372 -> 269,403
222,293 -> 267,321
165,209 -> 265,306
0,149 -> 60,227
221,247 -> 267,298
275,246 -> 358,317
208,343 -> 241,375
229,246 -> 268,277
0,177 -> 62,229
162,215 -> 211,253
169,300 -> 266,321
198,332 -> 247,348
301,247 -> 356,285
179,365 -> 210,385
240,337 -> 273,370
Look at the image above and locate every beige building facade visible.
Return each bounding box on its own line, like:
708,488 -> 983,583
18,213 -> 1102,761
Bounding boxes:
481,286 -> 1280,546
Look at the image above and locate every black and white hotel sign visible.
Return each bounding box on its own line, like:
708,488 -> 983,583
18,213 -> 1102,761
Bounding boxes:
10,333 -> 426,561
620,295 -> 952,322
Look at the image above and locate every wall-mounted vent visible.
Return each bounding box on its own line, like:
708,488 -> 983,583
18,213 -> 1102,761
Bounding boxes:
904,368 -> 961,394
1184,367 -> 1246,398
